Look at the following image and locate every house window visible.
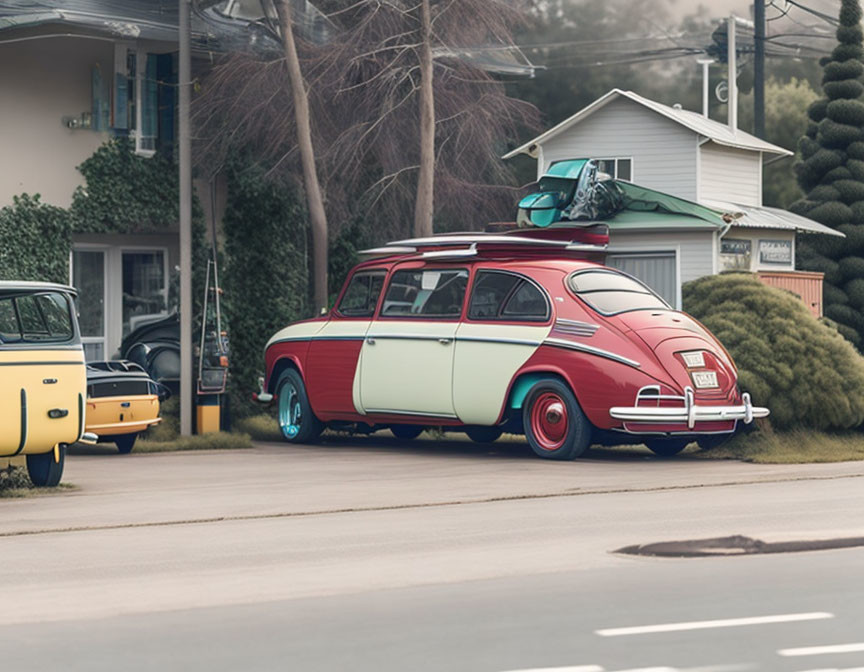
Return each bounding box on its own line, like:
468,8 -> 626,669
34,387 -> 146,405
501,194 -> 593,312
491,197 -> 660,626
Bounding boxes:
595,158 -> 633,182
112,45 -> 172,156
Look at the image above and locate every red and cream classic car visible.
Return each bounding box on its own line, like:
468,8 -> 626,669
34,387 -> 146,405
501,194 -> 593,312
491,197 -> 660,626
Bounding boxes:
258,225 -> 768,460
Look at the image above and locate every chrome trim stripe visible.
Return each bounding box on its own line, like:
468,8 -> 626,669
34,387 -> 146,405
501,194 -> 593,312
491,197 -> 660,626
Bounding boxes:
455,335 -> 542,347
77,393 -> 84,443
543,337 -> 641,368
555,318 -> 599,330
364,408 -> 459,419
270,335 -> 544,346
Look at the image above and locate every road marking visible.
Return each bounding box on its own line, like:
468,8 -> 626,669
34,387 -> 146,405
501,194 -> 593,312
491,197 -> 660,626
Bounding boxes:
596,612 -> 834,636
499,666 -> 604,672
779,643 -> 864,657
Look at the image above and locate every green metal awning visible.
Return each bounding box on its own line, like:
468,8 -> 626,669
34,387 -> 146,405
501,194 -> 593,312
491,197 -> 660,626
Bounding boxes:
604,210 -> 720,232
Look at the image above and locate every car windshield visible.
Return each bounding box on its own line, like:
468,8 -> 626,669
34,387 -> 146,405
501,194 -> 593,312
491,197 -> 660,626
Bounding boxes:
568,270 -> 669,315
0,291 -> 75,344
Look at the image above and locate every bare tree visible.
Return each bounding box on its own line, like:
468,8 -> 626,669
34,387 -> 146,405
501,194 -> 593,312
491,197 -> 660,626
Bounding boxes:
414,0 -> 435,237
194,0 -> 539,252
275,0 -> 328,312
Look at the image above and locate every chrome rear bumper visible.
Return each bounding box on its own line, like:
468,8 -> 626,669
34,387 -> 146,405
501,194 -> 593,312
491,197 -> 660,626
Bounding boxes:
610,387 -> 769,429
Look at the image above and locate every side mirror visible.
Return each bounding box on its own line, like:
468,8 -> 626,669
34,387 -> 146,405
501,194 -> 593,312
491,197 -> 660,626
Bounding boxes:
157,384 -> 172,402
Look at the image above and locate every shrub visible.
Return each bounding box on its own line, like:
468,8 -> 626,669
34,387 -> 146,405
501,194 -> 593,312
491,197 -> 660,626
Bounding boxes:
839,254 -> 864,280
824,60 -> 864,83
823,79 -> 864,100
683,273 -> 864,430
833,179 -> 864,203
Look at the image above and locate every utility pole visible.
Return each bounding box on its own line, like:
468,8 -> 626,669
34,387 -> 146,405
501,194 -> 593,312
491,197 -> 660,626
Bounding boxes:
754,0 -> 766,138
178,0 -> 193,436
697,57 -> 714,118
727,15 -> 738,133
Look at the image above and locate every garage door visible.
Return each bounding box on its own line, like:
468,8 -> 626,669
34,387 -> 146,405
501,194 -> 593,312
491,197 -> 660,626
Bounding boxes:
606,252 -> 678,308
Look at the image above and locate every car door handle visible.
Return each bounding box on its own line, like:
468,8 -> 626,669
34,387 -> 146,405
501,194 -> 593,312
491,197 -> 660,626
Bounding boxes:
366,337 -> 376,345
438,338 -> 452,345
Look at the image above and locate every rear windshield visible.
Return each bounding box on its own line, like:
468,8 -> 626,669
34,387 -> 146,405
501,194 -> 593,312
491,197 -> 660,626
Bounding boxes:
568,270 -> 668,315
0,292 -> 75,344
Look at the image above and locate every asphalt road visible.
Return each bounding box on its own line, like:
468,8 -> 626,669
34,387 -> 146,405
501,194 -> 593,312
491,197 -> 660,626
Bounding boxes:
3,437 -> 864,672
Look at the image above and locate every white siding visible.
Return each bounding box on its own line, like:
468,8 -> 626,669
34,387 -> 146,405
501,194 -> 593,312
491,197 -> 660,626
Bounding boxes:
539,97 -> 699,201
607,229 -> 717,308
699,143 -> 762,206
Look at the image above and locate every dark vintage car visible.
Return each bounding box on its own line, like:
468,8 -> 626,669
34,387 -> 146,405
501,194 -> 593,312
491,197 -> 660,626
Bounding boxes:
257,227 -> 768,460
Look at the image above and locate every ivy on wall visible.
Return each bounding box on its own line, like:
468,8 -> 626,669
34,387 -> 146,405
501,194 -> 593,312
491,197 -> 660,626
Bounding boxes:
222,157 -> 310,418
0,194 -> 72,284
71,138 -> 183,233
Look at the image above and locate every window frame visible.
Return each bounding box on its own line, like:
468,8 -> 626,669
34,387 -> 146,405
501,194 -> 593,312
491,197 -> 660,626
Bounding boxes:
377,265 -> 470,321
466,269 -> 552,324
567,268 -> 671,317
0,291 -> 77,346
593,157 -> 634,182
334,269 -> 387,319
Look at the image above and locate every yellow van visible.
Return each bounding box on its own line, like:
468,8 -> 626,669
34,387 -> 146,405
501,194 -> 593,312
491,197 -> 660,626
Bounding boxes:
0,282 -> 93,486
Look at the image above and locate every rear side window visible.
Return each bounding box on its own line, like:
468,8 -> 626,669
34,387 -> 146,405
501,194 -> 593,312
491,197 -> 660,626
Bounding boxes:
0,292 -> 74,344
337,272 -> 385,317
468,271 -> 549,321
382,269 -> 468,318
568,270 -> 668,315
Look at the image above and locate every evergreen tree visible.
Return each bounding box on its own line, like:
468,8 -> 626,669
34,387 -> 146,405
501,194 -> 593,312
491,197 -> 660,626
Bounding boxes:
793,0 -> 864,347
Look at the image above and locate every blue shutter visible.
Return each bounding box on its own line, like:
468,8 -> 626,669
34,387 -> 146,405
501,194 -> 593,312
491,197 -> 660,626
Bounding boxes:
141,54 -> 158,142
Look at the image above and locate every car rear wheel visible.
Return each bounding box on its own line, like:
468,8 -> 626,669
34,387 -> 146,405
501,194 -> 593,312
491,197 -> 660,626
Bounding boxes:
645,438 -> 691,457
465,426 -> 502,444
115,433 -> 138,454
390,425 -> 424,440
522,379 -> 591,460
277,369 -> 323,444
26,446 -> 65,487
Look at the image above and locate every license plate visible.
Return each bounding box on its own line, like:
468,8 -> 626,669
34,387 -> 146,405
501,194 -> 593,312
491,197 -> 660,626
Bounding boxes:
691,370 -> 718,389
681,351 -> 705,368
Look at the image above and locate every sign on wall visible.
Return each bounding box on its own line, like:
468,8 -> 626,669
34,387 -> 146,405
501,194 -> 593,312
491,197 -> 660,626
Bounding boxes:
759,239 -> 793,265
719,238 -> 751,271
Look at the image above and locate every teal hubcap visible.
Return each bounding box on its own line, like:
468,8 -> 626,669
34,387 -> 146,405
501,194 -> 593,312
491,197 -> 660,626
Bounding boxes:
278,382 -> 302,439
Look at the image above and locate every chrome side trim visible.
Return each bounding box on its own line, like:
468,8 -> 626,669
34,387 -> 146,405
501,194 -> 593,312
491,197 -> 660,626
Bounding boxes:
364,408 -> 459,419
268,335 -> 366,346
456,335 -> 542,347
553,318 -> 598,338
543,337 -> 641,368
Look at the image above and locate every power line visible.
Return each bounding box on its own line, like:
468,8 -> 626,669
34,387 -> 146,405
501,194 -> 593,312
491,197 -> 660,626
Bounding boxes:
784,0 -> 839,25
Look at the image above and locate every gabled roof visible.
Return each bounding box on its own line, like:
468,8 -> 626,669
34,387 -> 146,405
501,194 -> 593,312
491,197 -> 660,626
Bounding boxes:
502,88 -> 793,160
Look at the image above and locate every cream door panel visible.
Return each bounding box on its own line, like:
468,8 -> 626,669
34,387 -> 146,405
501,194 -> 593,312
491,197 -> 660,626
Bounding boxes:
359,320 -> 458,417
452,323 -> 551,425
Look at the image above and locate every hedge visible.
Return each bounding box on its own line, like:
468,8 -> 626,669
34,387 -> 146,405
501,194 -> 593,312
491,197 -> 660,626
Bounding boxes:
683,273 -> 864,430
0,194 -> 71,284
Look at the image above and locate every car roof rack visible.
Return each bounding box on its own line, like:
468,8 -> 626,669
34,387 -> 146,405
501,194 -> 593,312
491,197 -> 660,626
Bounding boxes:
359,231 -> 608,260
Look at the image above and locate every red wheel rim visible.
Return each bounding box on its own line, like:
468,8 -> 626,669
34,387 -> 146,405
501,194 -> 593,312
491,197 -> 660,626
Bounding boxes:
530,391 -> 569,451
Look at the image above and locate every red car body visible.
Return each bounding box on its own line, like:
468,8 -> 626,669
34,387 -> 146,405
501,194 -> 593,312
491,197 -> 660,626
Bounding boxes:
261,227 -> 767,459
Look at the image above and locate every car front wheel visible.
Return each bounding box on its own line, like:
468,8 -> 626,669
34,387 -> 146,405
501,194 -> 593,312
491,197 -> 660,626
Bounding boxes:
277,369 -> 324,443
522,378 -> 591,460
26,446 -> 65,487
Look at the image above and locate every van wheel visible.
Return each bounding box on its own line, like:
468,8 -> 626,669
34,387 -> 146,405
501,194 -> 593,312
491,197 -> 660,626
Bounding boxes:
523,379 -> 591,460
465,427 -> 502,444
26,446 -> 65,487
115,433 -> 138,454
645,438 -> 691,457
390,425 -> 424,440
277,369 -> 323,443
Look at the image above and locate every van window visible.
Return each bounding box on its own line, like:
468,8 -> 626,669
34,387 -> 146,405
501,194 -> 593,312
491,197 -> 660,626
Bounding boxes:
568,270 -> 668,315
468,271 -> 549,321
382,269 -> 468,318
0,292 -> 74,344
337,272 -> 385,317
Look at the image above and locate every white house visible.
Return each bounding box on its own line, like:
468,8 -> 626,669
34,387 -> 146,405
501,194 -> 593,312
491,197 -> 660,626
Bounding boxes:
503,88 -> 841,315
